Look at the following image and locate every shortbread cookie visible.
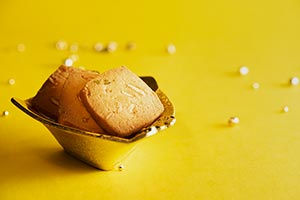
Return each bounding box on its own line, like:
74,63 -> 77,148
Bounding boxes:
80,66 -> 164,137
31,65 -> 70,120
58,67 -> 104,133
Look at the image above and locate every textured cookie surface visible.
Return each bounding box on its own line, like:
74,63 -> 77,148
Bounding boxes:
58,67 -> 104,133
31,65 -> 70,120
80,66 -> 164,137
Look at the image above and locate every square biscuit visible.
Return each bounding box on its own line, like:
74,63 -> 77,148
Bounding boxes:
80,66 -> 164,137
58,67 -> 105,133
31,65 -> 70,120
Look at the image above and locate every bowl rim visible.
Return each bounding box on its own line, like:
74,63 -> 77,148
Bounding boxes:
11,76 -> 175,143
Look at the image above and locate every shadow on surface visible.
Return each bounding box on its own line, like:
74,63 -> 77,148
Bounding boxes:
213,123 -> 231,129
225,71 -> 240,78
0,143 -> 102,186
276,82 -> 290,88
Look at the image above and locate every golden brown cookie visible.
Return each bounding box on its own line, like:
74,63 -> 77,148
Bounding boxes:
80,66 -> 164,137
31,65 -> 70,120
58,67 -> 104,133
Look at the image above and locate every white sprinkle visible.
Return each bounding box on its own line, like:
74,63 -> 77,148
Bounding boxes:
17,43 -> 26,52
166,43 -> 176,54
2,110 -> 9,116
8,78 -> 15,85
252,82 -> 260,89
94,42 -> 104,52
107,41 -> 118,53
70,43 -> 79,52
69,54 -> 79,62
290,77 -> 299,86
56,40 -> 68,50
283,106 -> 289,113
64,58 -> 73,67
228,117 -> 239,126
239,66 -> 249,76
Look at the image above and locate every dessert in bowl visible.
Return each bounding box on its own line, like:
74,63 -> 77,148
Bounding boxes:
11,65 -> 175,170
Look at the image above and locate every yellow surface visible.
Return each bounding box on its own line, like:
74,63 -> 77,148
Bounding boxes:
1,0 -> 300,199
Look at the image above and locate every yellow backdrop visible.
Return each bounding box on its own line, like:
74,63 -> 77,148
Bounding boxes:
1,0 -> 300,199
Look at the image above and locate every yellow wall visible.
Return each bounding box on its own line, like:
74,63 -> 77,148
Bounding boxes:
1,0 -> 300,199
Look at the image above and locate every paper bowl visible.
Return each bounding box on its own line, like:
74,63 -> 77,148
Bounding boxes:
11,76 -> 175,170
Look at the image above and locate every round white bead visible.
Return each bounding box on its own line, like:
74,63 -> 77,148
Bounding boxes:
69,54 -> 79,62
239,66 -> 249,76
56,40 -> 68,50
94,42 -> 104,52
252,82 -> 260,89
107,41 -> 118,53
290,77 -> 299,86
70,43 -> 79,52
228,117 -> 239,126
166,43 -> 176,54
283,106 -> 289,113
2,110 -> 9,116
64,58 -> 73,67
8,78 -> 15,85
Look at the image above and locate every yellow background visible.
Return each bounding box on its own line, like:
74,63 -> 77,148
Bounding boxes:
1,0 -> 300,199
